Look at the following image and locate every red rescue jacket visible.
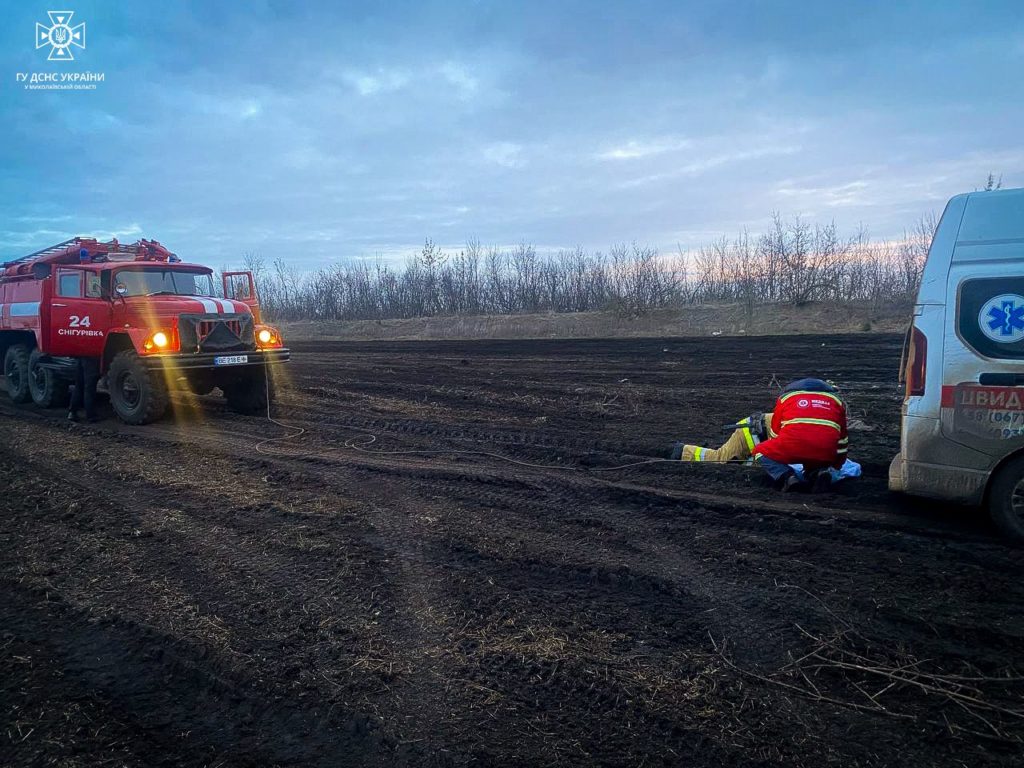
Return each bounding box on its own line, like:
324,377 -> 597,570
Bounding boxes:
754,389 -> 848,469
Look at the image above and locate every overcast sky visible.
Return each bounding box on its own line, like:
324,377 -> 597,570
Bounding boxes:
2,1 -> 1022,268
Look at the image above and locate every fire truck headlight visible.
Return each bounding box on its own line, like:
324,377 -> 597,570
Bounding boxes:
255,325 -> 283,348
143,330 -> 173,352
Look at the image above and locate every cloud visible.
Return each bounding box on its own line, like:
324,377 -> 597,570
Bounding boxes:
0,229 -> 77,250
2,3 -> 1022,269
772,149 -> 1024,214
482,142 -> 524,168
342,68 -> 410,96
161,90 -> 267,122
619,144 -> 802,188
93,223 -> 145,241
0,223 -> 143,253
438,61 -> 480,98
339,61 -> 482,101
598,137 -> 692,161
775,180 -> 871,207
239,99 -> 262,119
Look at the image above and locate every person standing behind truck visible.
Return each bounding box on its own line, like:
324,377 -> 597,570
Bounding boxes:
670,378 -> 849,490
67,357 -> 100,422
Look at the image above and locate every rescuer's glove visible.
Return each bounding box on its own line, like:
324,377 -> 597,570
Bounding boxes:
727,413 -> 767,439
746,412 -> 767,441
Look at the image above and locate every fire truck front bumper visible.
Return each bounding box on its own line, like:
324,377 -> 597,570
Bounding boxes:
142,348 -> 291,371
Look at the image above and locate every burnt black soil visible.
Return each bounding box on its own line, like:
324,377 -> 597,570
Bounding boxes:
1,333 -> 1022,767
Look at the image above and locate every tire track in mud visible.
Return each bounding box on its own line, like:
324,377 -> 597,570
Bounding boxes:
0,414 -> 754,760
4,333 -> 1024,767
2,582 -> 385,768
0,398 -> 995,545
0,423 -> 433,766
19,405 -> 1016,663
2,390 -> 1009,663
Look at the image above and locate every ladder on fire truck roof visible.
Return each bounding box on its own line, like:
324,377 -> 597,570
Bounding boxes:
2,237 -> 177,270
1,237 -> 83,268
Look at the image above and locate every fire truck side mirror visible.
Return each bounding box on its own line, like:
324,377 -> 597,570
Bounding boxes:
32,263 -> 52,279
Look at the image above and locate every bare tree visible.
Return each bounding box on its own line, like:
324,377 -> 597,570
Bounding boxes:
984,173 -> 1003,191
248,213 -> 931,324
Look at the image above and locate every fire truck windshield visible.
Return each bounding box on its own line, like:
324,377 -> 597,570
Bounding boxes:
114,269 -> 216,298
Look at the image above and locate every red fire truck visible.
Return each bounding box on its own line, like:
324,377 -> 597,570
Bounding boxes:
0,237 -> 289,424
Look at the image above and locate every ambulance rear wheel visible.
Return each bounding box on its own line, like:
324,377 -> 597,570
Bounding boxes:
28,349 -> 70,408
3,344 -> 32,404
108,350 -> 168,425
987,454 -> 1024,545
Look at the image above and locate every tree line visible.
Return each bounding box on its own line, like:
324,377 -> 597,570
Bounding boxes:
239,213 -> 937,322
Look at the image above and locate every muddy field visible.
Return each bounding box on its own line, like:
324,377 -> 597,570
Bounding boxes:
2,333 -> 1022,767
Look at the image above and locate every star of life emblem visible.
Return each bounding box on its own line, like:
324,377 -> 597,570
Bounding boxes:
979,293 -> 1024,344
36,11 -> 86,61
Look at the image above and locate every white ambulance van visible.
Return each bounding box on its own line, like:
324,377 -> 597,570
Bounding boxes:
890,187 -> 1024,542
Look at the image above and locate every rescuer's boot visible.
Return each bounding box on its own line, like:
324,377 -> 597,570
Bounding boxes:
678,444 -> 710,461
806,468 -> 833,494
781,472 -> 806,492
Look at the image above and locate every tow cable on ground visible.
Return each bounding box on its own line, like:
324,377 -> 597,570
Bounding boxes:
251,359 -> 745,475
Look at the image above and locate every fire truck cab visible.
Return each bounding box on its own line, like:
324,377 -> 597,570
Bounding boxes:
890,188 -> 1024,542
0,237 -> 289,424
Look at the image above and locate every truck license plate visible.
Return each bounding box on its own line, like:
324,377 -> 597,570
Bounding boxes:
214,355 -> 249,366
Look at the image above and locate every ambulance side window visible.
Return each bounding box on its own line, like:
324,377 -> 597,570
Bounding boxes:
57,270 -> 83,298
959,277 -> 1024,360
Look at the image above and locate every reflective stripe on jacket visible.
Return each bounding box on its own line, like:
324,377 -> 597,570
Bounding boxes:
753,389 -> 848,468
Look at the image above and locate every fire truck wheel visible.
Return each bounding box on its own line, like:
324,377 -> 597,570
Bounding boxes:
28,349 -> 70,408
3,344 -> 32,404
223,368 -> 273,415
987,454 -> 1024,545
108,350 -> 169,425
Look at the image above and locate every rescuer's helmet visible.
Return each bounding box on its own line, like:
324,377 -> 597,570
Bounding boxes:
782,377 -> 838,394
